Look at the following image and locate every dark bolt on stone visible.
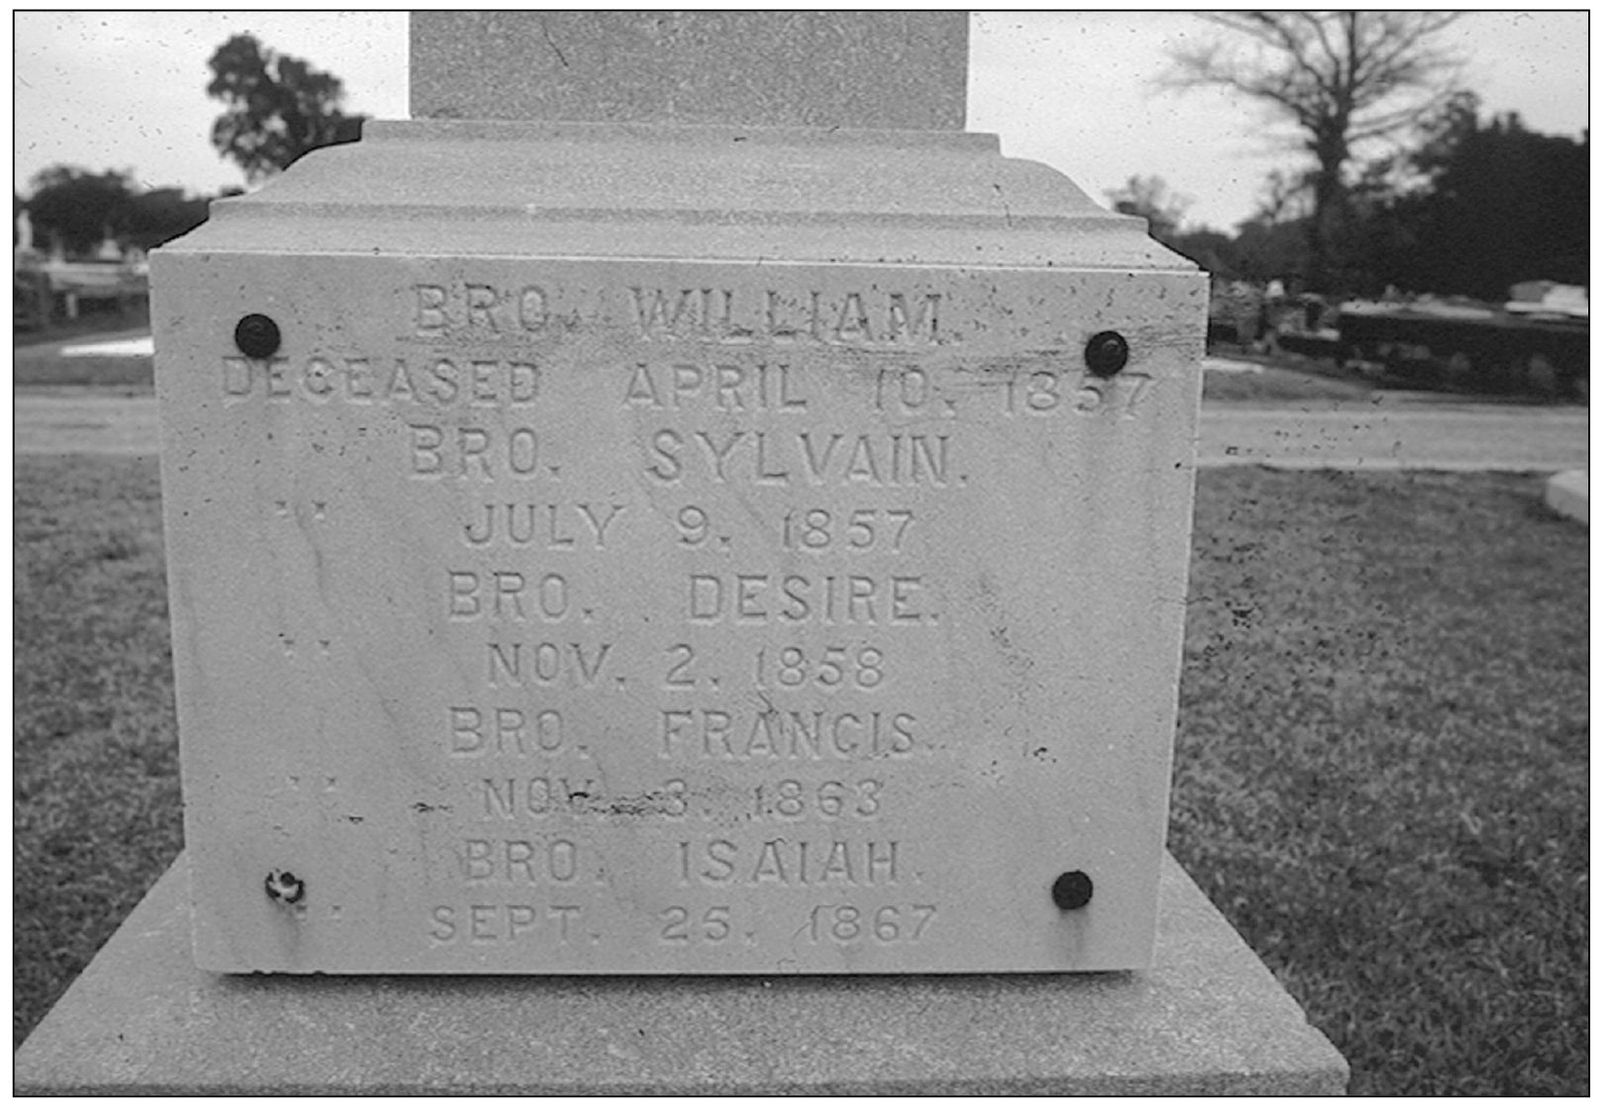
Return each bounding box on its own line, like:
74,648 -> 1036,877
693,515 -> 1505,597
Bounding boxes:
265,869 -> 305,905
1084,331 -> 1129,378
235,313 -> 282,359
1051,870 -> 1094,910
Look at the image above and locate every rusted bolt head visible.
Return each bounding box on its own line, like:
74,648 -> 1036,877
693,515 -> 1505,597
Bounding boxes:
1051,870 -> 1094,910
1084,331 -> 1129,378
235,313 -> 281,359
265,869 -> 305,905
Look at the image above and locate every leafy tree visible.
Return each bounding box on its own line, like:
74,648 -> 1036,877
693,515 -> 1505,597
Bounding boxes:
122,188 -> 213,251
1103,176 -> 1264,281
1162,12 -> 1463,293
1101,168 -> 1313,284
206,33 -> 365,182
1167,227 -> 1243,278
1378,98 -> 1589,299
1249,168 -> 1311,227
1231,218 -> 1311,286
21,166 -> 217,257
24,166 -> 137,256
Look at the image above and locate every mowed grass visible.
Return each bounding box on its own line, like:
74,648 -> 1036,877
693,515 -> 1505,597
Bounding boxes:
13,456 -> 180,1047
13,299 -> 149,350
12,460 -> 1589,1095
1200,357 -> 1375,404
1174,468 -> 1588,1095
12,350 -> 154,391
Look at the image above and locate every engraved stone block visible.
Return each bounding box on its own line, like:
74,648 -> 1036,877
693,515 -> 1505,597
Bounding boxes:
152,121 -> 1204,973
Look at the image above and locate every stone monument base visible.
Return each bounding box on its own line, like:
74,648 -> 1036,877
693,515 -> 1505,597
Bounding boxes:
15,852 -> 1346,1095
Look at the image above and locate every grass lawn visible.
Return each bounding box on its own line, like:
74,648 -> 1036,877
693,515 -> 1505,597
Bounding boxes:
1200,349 -> 1377,404
12,459 -> 1588,1094
1174,468 -> 1588,1095
13,456 -> 179,1048
14,306 -> 154,390
13,299 -> 149,350
13,354 -> 155,390
12,348 -> 154,391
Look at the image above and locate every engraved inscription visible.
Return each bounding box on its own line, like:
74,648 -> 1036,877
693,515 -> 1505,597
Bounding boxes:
447,707 -> 570,756
414,283 -> 554,336
751,645 -> 887,691
485,642 -> 614,687
750,777 -> 882,820
686,573 -> 926,625
678,838 -> 900,886
659,905 -> 736,944
447,571 -> 572,622
624,360 -> 809,411
629,287 -> 941,346
222,354 -> 540,405
479,776 -> 690,822
175,249 -> 1199,973
871,362 -> 1153,420
428,903 -> 583,945
660,707 -> 922,760
404,283 -> 946,348
644,429 -> 952,487
779,508 -> 915,553
805,903 -> 937,944
459,836 -> 582,884
410,425 -> 542,480
462,503 -> 626,548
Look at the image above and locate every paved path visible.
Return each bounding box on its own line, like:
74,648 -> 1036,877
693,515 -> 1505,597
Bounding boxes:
12,388 -> 1590,472
14,325 -> 152,353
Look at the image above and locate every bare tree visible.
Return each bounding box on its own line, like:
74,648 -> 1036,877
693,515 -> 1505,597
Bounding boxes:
1249,169 -> 1309,227
1163,11 -> 1463,291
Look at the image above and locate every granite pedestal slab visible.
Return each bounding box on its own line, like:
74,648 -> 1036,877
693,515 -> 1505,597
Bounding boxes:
151,120 -> 1204,974
13,851 -> 1347,1095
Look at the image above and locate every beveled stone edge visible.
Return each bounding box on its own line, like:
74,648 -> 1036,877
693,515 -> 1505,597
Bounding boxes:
367,118 -> 1000,152
16,851 -> 1348,1095
152,118 -> 1196,272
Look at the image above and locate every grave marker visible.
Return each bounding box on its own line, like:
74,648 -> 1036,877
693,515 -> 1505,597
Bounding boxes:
19,13 -> 1347,1094
150,14 -> 1204,975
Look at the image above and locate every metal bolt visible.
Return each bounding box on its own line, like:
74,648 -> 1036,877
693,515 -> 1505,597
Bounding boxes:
265,869 -> 305,905
1051,870 -> 1093,910
1084,331 -> 1129,378
235,313 -> 281,359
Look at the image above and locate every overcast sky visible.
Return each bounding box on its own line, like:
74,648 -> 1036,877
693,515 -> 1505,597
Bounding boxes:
12,10 -> 1590,234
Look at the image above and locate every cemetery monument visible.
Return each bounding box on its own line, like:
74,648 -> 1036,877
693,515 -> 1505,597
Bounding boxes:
16,12 -> 1347,1093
